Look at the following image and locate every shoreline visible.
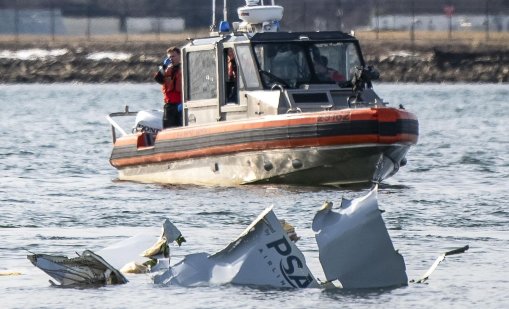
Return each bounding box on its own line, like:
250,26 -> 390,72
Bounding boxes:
1,40 -> 508,83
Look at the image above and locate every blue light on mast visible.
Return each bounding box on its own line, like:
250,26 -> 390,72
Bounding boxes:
219,21 -> 231,33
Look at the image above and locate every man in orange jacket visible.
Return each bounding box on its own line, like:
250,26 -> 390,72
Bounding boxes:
156,46 -> 182,128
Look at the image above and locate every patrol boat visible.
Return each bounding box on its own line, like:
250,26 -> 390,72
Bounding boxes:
106,0 -> 418,186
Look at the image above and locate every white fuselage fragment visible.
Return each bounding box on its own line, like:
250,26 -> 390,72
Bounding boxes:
154,206 -> 319,288
312,185 -> 408,288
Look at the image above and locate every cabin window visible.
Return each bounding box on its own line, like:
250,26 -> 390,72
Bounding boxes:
236,45 -> 260,89
186,50 -> 217,100
312,42 -> 361,80
311,42 -> 349,82
312,43 -> 342,75
254,43 -> 310,89
252,41 -> 362,89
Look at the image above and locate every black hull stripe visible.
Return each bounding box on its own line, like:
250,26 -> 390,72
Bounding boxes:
111,119 -> 418,160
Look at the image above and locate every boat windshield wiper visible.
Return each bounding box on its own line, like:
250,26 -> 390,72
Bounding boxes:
258,70 -> 290,89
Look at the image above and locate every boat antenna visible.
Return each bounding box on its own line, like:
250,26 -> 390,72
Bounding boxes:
223,0 -> 228,22
210,0 -> 216,31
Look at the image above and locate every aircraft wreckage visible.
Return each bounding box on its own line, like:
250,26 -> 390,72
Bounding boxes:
27,186 -> 468,289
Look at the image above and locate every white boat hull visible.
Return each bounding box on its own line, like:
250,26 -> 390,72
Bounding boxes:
117,144 -> 409,186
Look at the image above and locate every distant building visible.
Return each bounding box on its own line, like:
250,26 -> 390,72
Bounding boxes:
0,9 -> 65,35
0,8 -> 184,36
0,0 -> 508,35
371,14 -> 509,32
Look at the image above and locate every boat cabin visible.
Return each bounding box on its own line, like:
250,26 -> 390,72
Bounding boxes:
181,25 -> 382,127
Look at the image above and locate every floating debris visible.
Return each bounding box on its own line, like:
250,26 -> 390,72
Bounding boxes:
27,250 -> 127,287
154,186 -> 407,289
27,191 -> 468,289
28,218 -> 185,286
412,245 -> 470,284
155,186 -> 467,289
154,207 -> 318,288
312,185 -> 408,289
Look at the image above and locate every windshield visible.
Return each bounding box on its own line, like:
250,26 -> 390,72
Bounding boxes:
253,41 -> 362,89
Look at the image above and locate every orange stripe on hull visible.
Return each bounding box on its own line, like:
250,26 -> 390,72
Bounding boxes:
111,133 -> 416,168
132,108 -> 416,144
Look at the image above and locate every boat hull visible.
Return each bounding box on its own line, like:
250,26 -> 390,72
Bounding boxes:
116,144 -> 410,186
110,108 -> 418,186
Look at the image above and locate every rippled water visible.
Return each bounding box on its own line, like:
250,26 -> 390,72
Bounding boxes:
1,84 -> 508,308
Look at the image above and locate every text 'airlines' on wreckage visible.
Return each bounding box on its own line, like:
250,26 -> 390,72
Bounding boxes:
106,0 -> 419,187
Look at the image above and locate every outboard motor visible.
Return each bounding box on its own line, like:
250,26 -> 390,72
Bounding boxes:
133,110 -> 163,134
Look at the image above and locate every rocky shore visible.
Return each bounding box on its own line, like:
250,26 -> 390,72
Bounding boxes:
362,42 -> 509,83
1,40 -> 508,83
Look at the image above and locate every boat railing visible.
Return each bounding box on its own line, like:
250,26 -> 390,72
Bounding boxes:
105,105 -> 138,143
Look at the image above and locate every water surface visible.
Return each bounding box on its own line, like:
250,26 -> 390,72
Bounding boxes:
1,84 -> 508,308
